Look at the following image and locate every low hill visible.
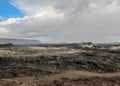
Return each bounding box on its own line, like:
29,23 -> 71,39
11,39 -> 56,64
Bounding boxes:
0,38 -> 40,44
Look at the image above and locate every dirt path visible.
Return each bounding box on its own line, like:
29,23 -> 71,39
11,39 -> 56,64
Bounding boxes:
6,70 -> 119,86
34,70 -> 120,82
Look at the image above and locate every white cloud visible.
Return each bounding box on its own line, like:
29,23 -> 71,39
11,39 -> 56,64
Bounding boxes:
1,0 -> 120,43
0,28 -> 10,37
0,28 -> 9,33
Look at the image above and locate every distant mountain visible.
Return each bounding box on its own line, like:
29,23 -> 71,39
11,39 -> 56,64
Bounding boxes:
0,38 -> 40,44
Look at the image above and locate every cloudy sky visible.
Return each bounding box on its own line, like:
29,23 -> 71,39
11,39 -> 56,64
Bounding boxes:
0,0 -> 120,43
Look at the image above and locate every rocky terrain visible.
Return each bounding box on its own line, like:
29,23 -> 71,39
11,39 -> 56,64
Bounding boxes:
0,43 -> 120,86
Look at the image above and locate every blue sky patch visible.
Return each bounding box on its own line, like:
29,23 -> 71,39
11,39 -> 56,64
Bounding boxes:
0,0 -> 24,21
